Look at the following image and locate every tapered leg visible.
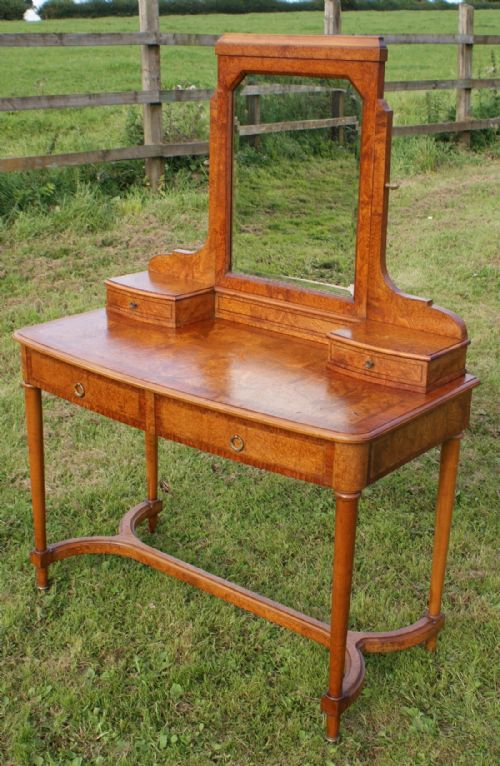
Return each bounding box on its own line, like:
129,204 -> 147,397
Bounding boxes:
145,391 -> 161,533
322,490 -> 360,742
426,435 -> 462,651
146,428 -> 160,533
23,383 -> 49,590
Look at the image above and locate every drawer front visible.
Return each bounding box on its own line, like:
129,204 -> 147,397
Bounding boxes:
106,284 -> 174,326
28,350 -> 145,428
157,398 -> 333,486
330,343 -> 425,388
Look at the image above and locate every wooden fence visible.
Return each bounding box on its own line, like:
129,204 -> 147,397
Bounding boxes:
0,2 -> 498,186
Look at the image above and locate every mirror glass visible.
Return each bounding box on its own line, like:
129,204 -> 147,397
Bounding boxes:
231,75 -> 362,298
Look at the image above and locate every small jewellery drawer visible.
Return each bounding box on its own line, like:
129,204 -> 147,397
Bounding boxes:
331,345 -> 425,388
156,397 -> 333,486
28,350 -> 145,427
106,284 -> 174,326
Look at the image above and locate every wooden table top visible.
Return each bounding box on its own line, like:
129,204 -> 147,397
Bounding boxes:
15,309 -> 477,443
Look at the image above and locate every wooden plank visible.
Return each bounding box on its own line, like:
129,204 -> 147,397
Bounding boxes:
0,142 -> 209,173
0,32 -> 219,47
162,87 -> 214,103
473,35 -> 500,45
0,91 -> 160,112
456,4 -> 474,148
157,32 -> 219,46
393,117 -> 500,137
3,78 -> 499,114
241,84 -> 344,96
383,34 -> 473,45
0,32 -> 156,47
0,32 -> 498,49
139,0 -> 163,189
385,77 -> 500,92
0,88 -> 215,112
238,116 -> 357,137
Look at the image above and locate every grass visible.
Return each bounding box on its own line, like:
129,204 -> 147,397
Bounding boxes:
1,143 -> 499,764
0,8 -> 499,765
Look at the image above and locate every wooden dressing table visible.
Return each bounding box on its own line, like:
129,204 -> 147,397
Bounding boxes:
15,34 -> 479,742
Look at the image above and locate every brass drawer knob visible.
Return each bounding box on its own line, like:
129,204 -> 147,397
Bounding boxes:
229,434 -> 245,453
364,359 -> 375,370
74,382 -> 85,398
129,301 -> 138,310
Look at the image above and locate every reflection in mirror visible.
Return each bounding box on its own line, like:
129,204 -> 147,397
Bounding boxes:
231,76 -> 362,298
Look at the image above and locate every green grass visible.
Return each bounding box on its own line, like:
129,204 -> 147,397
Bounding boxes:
0,9 -> 499,158
0,8 -> 499,764
1,145 -> 499,764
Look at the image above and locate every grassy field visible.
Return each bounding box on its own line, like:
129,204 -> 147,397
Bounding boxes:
0,8 -> 499,766
1,151 -> 499,765
0,9 -> 499,159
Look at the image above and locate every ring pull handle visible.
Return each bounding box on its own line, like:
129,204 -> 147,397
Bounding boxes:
74,382 -> 85,398
229,434 -> 245,453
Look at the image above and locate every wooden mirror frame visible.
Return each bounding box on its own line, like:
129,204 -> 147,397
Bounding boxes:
211,35 -> 386,323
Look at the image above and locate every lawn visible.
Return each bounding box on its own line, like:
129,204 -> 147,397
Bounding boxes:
1,144 -> 499,764
0,7 -> 499,766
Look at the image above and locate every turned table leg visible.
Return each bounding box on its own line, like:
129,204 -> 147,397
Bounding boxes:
426,434 -> 462,652
322,490 -> 360,742
23,383 -> 49,591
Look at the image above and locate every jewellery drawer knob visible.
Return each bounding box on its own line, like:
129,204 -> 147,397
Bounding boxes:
364,358 -> 375,370
229,434 -> 245,453
129,301 -> 138,310
74,382 -> 85,398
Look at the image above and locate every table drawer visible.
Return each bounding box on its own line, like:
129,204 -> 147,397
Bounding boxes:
329,344 -> 425,389
106,283 -> 174,326
156,398 -> 333,486
28,350 -> 145,428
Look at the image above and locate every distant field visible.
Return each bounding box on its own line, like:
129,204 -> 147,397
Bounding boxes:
0,10 -> 499,158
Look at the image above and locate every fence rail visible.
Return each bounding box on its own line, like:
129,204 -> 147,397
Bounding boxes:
1,31 -> 499,47
2,77 -> 499,114
0,2 -> 498,182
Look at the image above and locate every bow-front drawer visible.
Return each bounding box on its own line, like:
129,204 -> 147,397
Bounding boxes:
106,283 -> 174,326
156,397 -> 333,486
28,350 -> 145,428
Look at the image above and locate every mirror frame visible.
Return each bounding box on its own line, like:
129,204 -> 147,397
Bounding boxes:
209,34 -> 388,322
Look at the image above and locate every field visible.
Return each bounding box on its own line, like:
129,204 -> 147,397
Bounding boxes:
0,9 -> 499,159
1,8 -> 500,766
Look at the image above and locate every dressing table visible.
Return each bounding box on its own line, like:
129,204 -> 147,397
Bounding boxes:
15,34 -> 479,741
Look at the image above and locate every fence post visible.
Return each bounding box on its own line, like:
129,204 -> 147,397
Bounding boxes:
325,2 -> 342,142
324,0 -> 342,36
330,89 -> 345,146
456,3 -> 474,148
139,0 -> 163,189
247,93 -> 261,150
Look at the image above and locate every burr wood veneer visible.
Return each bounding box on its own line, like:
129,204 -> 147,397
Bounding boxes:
16,34 -> 479,742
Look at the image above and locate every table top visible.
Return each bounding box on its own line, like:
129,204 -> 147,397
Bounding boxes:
15,309 -> 477,443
